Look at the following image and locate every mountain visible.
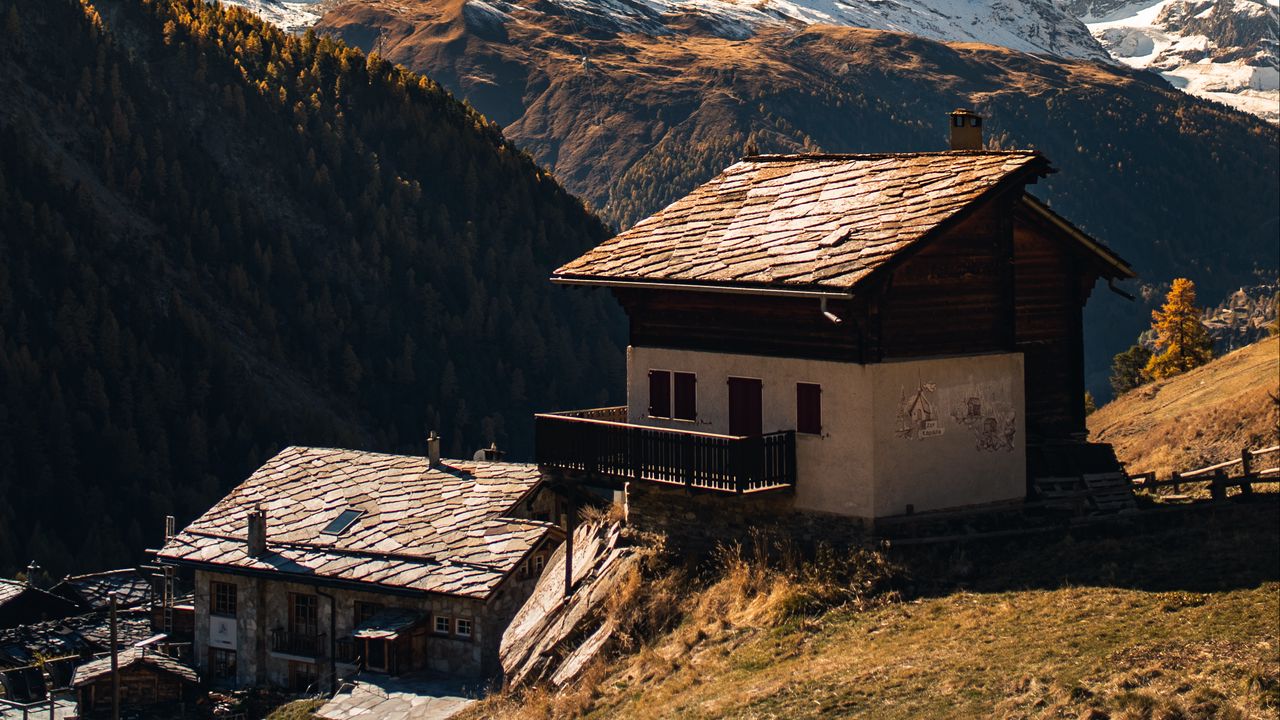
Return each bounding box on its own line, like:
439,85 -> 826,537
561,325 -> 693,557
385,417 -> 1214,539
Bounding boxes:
0,0 -> 623,575
1088,336 -> 1279,478
314,0 -> 1279,397
1068,0 -> 1280,123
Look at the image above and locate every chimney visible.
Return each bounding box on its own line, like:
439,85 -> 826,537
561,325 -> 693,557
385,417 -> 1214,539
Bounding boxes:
948,108 -> 983,150
246,505 -> 267,557
427,431 -> 441,468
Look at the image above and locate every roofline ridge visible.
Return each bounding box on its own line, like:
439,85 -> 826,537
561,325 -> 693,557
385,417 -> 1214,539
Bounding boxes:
742,150 -> 1042,162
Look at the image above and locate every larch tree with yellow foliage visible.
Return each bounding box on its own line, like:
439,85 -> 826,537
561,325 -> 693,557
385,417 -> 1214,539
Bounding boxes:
1144,278 -> 1214,379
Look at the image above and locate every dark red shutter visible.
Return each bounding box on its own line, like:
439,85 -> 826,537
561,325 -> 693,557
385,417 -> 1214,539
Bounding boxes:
648,370 -> 671,418
797,383 -> 821,434
673,372 -> 697,421
728,377 -> 763,436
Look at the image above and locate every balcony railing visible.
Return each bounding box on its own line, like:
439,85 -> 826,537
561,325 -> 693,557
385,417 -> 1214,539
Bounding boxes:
535,407 -> 796,493
270,629 -> 325,658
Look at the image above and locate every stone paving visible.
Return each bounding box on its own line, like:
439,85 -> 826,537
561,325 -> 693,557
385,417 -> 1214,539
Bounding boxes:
315,673 -> 477,720
0,697 -> 77,720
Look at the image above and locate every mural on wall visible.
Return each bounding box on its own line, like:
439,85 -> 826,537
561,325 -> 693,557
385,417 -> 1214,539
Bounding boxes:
947,380 -> 1017,452
896,382 -> 944,440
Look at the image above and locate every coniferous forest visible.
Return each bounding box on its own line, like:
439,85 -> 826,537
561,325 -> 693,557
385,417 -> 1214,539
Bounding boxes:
0,0 -> 624,575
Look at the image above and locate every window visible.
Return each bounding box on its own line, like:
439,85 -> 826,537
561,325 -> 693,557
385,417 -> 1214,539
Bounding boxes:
288,661 -> 317,693
455,618 -> 473,639
211,581 -> 237,618
321,508 -> 364,535
289,593 -> 318,635
434,615 -> 451,634
797,383 -> 822,435
727,377 -> 763,437
354,601 -> 382,627
531,554 -> 546,576
647,370 -> 671,418
673,372 -> 697,421
210,648 -> 236,681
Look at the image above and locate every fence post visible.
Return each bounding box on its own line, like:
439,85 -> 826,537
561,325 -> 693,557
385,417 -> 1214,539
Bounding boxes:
1240,447 -> 1254,497
1210,469 -> 1226,502
1171,471 -> 1181,495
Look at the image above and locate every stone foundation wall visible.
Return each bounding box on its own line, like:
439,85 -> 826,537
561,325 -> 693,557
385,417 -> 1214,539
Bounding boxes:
623,482 -> 869,559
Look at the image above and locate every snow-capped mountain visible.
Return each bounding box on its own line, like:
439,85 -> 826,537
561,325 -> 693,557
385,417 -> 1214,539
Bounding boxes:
466,0 -> 1112,59
1069,0 -> 1278,121
219,0 -> 326,32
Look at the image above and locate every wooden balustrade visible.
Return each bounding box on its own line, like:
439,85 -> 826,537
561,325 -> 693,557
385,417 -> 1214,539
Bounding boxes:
535,408 -> 796,493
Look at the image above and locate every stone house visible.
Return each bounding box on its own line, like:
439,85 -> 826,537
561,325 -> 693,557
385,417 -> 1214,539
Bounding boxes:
536,110 -> 1135,539
157,444 -> 561,691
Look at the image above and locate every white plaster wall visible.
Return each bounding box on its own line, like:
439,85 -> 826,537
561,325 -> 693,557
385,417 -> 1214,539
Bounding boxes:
626,346 -> 1026,521
627,346 -> 876,518
870,352 -> 1026,517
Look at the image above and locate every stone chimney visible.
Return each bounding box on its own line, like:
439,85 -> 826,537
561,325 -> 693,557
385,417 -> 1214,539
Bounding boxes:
427,431 -> 441,468
949,108 -> 983,150
246,505 -> 267,557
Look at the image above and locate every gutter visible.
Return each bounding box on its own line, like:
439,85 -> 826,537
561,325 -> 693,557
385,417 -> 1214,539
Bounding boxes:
550,276 -> 854,299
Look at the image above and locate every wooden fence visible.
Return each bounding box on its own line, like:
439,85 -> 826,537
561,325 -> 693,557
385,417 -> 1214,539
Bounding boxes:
1129,445 -> 1280,500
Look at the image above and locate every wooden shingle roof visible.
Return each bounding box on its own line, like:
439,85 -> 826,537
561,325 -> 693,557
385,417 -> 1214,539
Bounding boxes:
157,447 -> 554,600
555,151 -> 1052,292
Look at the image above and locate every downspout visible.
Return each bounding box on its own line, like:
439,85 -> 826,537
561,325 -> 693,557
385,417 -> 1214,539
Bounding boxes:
316,589 -> 338,694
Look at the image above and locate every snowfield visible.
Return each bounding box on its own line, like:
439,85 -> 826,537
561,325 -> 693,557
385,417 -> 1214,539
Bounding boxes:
1086,0 -> 1279,122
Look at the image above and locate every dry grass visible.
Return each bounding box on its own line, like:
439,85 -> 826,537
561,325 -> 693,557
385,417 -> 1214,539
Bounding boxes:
1089,337 -> 1279,480
466,502 -> 1279,720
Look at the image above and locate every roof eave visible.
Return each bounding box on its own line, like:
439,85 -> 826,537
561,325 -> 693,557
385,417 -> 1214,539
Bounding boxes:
550,276 -> 855,299
1020,194 -> 1136,279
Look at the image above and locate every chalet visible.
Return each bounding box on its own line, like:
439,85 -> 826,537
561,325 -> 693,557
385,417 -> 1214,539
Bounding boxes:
70,648 -> 200,717
156,443 -> 560,692
536,110 -> 1135,535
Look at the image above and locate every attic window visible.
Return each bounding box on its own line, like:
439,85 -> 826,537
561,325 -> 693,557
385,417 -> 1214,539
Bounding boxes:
321,509 -> 363,536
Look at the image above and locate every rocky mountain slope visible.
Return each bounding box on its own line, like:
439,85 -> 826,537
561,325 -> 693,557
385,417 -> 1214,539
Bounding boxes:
313,0 -> 1278,397
1070,0 -> 1279,122
1088,336 -> 1279,477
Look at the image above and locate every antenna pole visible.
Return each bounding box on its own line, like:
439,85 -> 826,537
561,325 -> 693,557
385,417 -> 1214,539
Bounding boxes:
110,591 -> 120,720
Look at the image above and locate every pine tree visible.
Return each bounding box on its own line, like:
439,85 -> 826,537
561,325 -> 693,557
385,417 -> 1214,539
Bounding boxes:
1144,278 -> 1213,380
1110,343 -> 1153,395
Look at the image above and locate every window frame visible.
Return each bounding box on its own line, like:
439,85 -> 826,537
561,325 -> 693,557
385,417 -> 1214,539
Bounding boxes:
454,617 -> 473,640
796,382 -> 822,435
210,580 -> 237,618
289,592 -> 319,636
210,647 -> 237,681
433,614 -> 451,635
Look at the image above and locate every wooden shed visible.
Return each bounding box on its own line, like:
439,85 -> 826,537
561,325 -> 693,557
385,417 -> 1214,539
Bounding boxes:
71,648 -> 199,716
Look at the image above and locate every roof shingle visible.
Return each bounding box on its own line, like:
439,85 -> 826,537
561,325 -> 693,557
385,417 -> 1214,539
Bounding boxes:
555,151 -> 1049,291
157,447 -> 553,600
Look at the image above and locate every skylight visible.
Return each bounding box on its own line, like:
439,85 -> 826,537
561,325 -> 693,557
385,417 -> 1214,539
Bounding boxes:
321,509 -> 363,536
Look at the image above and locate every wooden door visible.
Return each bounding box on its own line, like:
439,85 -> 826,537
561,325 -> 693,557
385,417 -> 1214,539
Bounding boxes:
727,377 -> 763,436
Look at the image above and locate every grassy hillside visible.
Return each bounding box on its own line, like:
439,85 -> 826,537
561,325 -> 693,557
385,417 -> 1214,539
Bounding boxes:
1089,337 -> 1279,478
0,0 -> 622,575
469,502 -> 1280,719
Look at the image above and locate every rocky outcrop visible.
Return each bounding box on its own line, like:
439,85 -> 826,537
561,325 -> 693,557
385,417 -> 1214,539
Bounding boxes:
498,520 -> 640,688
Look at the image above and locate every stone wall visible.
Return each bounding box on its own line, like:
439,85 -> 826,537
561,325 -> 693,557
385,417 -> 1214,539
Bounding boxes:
623,482 -> 868,559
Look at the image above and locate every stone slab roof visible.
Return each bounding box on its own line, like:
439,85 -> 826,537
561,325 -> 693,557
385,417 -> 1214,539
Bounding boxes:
0,580 -> 23,607
157,447 -> 554,600
554,151 -> 1051,292
0,608 -> 152,669
71,648 -> 198,687
51,569 -> 152,611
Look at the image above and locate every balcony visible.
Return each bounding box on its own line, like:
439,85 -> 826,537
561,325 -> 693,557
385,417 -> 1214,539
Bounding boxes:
270,629 -> 325,659
535,407 -> 796,493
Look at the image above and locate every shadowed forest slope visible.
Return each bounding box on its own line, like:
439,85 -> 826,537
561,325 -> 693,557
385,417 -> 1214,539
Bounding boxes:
0,0 -> 622,575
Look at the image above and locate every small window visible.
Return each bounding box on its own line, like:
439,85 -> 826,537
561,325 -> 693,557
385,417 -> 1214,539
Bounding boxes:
321,509 -> 364,535
290,593 -> 318,635
434,615 -> 451,634
455,618 -> 473,639
210,648 -> 237,681
797,383 -> 822,435
354,601 -> 382,626
673,372 -> 697,421
211,581 -> 237,618
532,554 -> 546,576
970,116 -> 982,127
648,370 -> 671,418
